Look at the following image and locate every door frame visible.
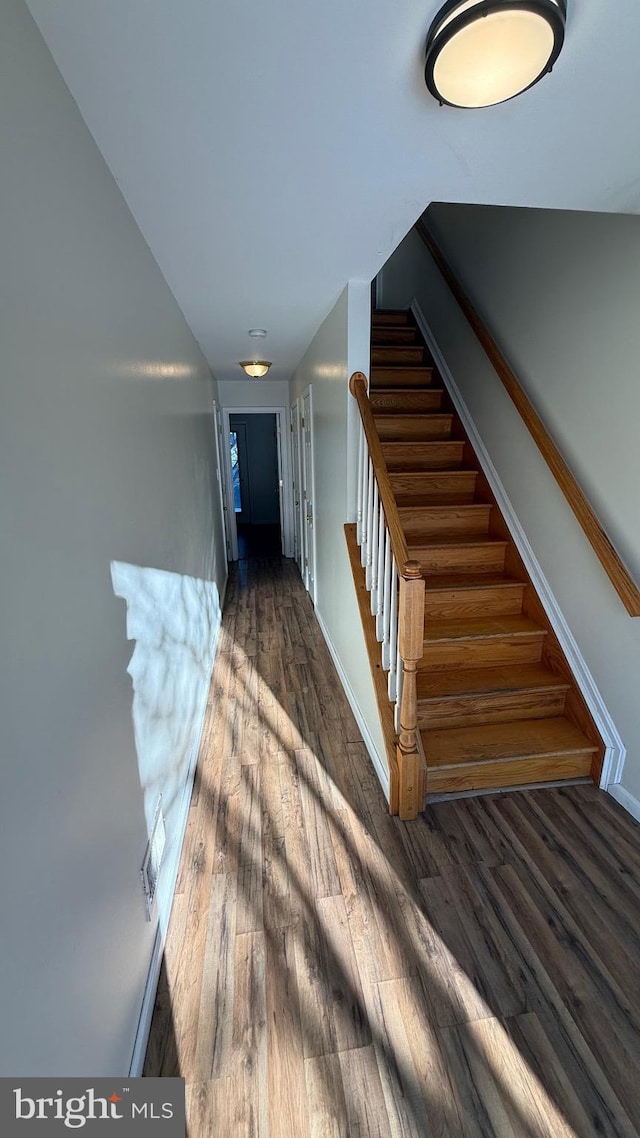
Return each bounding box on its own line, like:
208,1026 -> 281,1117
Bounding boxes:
290,397 -> 304,576
221,406 -> 294,561
301,386 -> 317,602
212,400 -> 233,561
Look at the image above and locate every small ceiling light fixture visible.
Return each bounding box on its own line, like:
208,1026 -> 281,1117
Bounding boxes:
248,328 -> 267,338
425,0 -> 566,109
239,360 -> 272,378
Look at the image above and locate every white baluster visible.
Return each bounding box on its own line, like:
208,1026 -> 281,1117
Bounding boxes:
365,463 -> 375,589
369,482 -> 379,602
376,507 -> 385,637
356,422 -> 364,545
361,452 -> 372,569
381,529 -> 392,665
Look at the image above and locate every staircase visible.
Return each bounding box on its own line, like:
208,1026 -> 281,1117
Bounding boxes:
368,309 -> 605,799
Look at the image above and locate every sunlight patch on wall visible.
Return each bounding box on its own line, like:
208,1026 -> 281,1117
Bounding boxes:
111,561 -> 222,928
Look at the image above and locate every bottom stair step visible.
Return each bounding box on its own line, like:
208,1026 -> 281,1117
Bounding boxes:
422,717 -> 597,795
417,664 -> 570,729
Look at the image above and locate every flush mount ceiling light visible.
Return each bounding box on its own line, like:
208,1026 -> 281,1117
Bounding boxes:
248,328 -> 267,338
238,360 -> 272,378
425,0 -> 566,109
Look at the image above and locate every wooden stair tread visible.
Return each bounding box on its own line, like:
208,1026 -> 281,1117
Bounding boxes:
372,386 -> 442,393
374,412 -> 452,423
423,717 -> 598,768
409,535 -> 507,550
417,663 -> 570,701
424,614 -> 544,643
424,572 -> 525,592
399,505 -> 490,519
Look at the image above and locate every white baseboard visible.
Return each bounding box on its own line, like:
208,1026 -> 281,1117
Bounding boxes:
128,571 -> 228,1077
314,609 -> 391,803
607,782 -> 640,824
411,298 -> 626,793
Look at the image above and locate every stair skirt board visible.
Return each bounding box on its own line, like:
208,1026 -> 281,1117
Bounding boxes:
428,776 -> 593,804
409,297 -> 624,794
350,303 -> 620,811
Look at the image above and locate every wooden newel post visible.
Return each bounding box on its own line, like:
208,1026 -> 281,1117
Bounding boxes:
397,560 -> 426,820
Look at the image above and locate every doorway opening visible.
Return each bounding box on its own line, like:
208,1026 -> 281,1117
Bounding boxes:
227,412 -> 282,559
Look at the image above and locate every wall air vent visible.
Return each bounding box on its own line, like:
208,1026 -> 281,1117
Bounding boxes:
141,796 -> 167,920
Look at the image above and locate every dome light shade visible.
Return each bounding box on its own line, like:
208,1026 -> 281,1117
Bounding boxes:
425,0 -> 566,109
239,360 -> 272,378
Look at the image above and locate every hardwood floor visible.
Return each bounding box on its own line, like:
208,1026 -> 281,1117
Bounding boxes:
145,553 -> 640,1137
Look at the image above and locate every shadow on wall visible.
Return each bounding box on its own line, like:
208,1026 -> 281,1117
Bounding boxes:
111,561 -> 222,931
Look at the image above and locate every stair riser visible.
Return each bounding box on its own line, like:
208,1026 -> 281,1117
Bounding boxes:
371,391 -> 443,413
371,328 -> 418,344
419,635 -> 545,671
415,545 -> 506,575
382,442 -> 465,471
424,585 -> 526,620
371,346 -> 425,365
376,417 -> 452,442
426,752 -> 594,795
401,506 -> 491,540
389,473 -> 473,505
372,312 -> 410,325
371,368 -> 434,388
418,688 -> 568,730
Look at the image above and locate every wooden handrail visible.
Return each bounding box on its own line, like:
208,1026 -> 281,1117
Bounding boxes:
416,218 -> 640,618
350,370 -> 427,818
349,371 -> 410,571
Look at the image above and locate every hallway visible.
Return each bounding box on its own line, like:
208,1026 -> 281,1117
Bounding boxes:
144,554 -> 640,1137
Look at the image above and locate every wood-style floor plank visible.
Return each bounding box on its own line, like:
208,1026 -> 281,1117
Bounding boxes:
265,927 -> 310,1138
439,1014 -> 577,1137
145,553 -> 640,1138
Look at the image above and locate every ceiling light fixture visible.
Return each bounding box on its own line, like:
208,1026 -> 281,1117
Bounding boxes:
248,328 -> 267,338
238,360 -> 272,378
424,0 -> 566,109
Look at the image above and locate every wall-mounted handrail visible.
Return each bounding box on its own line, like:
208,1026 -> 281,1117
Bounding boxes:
350,370 -> 426,818
416,218 -> 640,618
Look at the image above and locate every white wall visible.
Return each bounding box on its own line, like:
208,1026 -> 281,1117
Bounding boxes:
0,0 -> 227,1075
290,285 -> 388,791
380,213 -> 640,806
218,378 -> 291,409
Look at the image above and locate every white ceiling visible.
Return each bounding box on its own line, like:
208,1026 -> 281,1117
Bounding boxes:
25,0 -> 640,382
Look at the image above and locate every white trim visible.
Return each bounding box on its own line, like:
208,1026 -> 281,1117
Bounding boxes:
410,297 -> 626,794
301,386 -> 317,602
222,406 -> 294,560
290,397 -> 305,576
607,782 -> 640,824
213,401 -> 233,560
315,610 -> 390,802
128,574 -> 227,1077
221,408 -> 239,561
